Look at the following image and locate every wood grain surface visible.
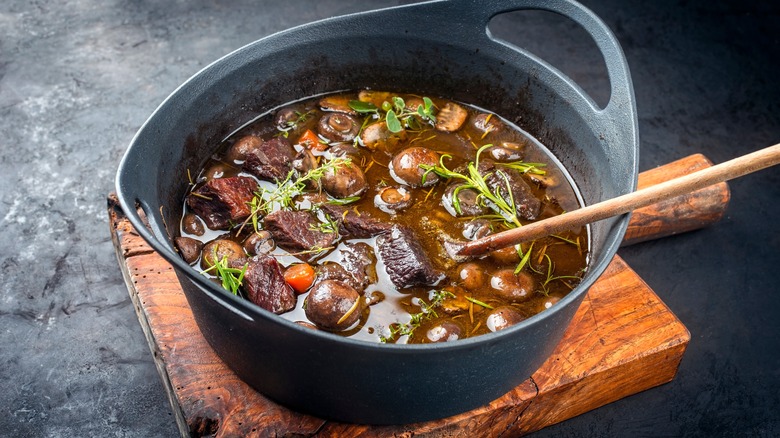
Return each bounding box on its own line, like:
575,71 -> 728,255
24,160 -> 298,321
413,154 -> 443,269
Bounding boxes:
109,178 -> 695,437
622,153 -> 730,246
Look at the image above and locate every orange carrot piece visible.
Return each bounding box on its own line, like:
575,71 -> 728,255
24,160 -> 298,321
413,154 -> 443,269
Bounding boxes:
284,263 -> 316,294
298,129 -> 326,151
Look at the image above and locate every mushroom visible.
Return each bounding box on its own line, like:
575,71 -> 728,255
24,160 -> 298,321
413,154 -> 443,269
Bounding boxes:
359,121 -> 407,151
389,147 -> 440,187
321,161 -> 367,198
490,269 -> 535,302
472,113 -> 504,136
442,182 -> 488,217
317,112 -> 361,142
242,230 -> 275,256
374,186 -> 413,214
174,236 -> 202,265
462,218 -> 492,241
226,135 -> 263,162
318,95 -> 358,115
485,307 -> 526,332
457,262 -> 485,291
292,148 -> 318,183
275,107 -> 300,128
424,320 -> 463,343
182,212 -> 205,236
485,144 -> 523,162
200,239 -> 246,270
305,280 -> 365,331
435,102 -> 468,132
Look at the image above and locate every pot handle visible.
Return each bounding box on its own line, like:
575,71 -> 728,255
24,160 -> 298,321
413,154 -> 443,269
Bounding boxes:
419,0 -> 633,117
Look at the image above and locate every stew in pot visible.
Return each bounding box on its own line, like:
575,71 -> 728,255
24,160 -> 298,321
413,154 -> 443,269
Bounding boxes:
175,90 -> 588,344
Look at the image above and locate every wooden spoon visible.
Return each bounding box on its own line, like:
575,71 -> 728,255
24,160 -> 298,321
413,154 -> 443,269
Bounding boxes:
457,143 -> 780,257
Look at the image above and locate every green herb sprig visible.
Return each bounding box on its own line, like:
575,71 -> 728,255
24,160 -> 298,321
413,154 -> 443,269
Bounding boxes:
275,110 -> 313,138
201,255 -> 248,296
419,144 -> 522,228
379,290 -> 455,343
240,157 -> 352,233
349,96 -> 436,133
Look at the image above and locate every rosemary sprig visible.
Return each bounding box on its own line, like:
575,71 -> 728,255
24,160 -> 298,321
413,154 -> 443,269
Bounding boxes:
201,255 -> 247,296
419,144 -> 522,228
379,290 -> 455,343
464,296 -> 494,310
496,161 -> 547,175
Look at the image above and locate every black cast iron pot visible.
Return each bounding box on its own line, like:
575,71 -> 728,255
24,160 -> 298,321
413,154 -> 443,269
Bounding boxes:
116,0 -> 638,425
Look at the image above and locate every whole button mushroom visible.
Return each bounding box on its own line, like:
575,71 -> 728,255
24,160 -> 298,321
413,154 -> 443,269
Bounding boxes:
174,236 -> 203,265
425,320 -> 462,343
472,112 -> 505,136
305,280 -> 365,331
226,135 -> 263,162
486,306 -> 526,332
321,161 -> 368,198
200,239 -> 246,271
374,186 -> 412,214
442,182 -> 488,217
318,113 -> 361,142
435,102 -> 468,132
490,269 -> 536,302
390,147 -> 440,187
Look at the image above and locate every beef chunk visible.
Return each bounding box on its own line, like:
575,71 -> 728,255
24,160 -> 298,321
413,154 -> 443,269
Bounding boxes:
186,176 -> 257,230
242,137 -> 295,182
376,225 -> 445,289
263,210 -> 337,261
319,203 -> 392,238
480,160 -> 541,221
243,255 -> 296,314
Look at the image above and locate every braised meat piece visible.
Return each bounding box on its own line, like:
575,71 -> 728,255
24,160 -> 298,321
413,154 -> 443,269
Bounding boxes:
243,255 -> 296,314
480,160 -> 541,221
319,203 -> 392,238
376,225 -> 445,289
242,137 -> 296,182
186,176 -> 257,230
263,210 -> 338,261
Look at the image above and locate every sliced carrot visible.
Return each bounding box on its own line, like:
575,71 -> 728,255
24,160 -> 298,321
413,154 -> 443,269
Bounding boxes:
284,263 -> 316,294
297,129 -> 326,151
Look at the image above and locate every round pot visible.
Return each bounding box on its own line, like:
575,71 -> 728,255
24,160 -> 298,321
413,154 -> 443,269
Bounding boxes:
116,0 -> 638,425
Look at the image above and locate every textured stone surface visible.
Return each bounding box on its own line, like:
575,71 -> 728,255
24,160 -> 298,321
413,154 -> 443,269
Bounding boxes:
0,0 -> 778,436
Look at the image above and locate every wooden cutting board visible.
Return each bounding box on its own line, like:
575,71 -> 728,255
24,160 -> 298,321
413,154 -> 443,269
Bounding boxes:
110,154 -> 727,437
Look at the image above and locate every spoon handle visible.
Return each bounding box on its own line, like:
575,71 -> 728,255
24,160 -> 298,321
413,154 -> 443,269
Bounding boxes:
457,143 -> 780,256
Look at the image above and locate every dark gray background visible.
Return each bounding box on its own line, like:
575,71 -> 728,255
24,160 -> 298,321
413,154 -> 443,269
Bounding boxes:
1,0 -> 778,436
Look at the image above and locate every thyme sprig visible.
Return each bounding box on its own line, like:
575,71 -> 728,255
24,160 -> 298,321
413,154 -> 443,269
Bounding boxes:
532,254 -> 583,296
275,110 -> 313,138
379,290 -> 455,343
240,157 -> 352,232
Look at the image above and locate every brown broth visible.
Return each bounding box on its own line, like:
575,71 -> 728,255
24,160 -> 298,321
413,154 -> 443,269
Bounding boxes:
179,90 -> 589,344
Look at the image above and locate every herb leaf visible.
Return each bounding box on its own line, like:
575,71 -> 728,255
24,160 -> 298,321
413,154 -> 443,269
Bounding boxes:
348,100 -> 379,114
